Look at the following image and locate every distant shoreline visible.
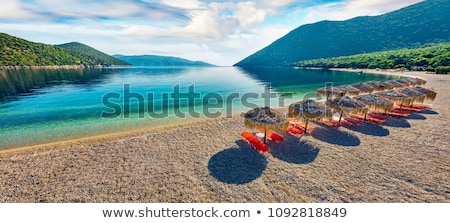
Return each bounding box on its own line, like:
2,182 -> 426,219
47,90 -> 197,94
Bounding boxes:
329,68 -> 430,78
0,64 -> 125,70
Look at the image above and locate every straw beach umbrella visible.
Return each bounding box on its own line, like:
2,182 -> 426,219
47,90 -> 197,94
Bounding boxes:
396,78 -> 416,87
354,94 -> 394,112
396,88 -> 426,104
350,82 -> 374,94
325,96 -> 369,123
385,80 -> 408,89
412,86 -> 437,101
377,89 -> 413,106
288,99 -> 333,133
378,80 -> 398,91
244,107 -> 289,144
407,77 -> 427,86
364,81 -> 382,91
336,85 -> 361,96
317,86 -> 345,100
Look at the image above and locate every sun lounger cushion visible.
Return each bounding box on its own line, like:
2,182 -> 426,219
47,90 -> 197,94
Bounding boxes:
241,132 -> 270,152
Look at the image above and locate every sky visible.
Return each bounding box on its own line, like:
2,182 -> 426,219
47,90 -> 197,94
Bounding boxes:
0,0 -> 424,66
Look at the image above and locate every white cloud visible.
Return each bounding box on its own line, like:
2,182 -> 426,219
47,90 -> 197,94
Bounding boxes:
0,0 -> 426,66
161,0 -> 203,9
0,0 -> 41,20
299,0 -> 425,24
260,0 -> 297,8
236,2 -> 267,27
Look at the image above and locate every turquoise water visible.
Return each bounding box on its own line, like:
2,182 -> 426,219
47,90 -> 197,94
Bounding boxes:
0,66 -> 400,149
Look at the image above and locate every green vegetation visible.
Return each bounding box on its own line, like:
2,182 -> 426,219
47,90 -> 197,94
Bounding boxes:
235,0 -> 450,67
114,55 -> 215,67
0,33 -> 128,66
296,43 -> 450,74
57,42 -> 129,66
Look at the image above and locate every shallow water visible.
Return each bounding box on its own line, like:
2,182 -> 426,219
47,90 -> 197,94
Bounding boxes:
0,66 -> 399,149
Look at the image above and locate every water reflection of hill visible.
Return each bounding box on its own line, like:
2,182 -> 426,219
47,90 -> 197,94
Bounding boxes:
0,67 -> 112,102
237,67 -> 336,88
236,66 -> 398,94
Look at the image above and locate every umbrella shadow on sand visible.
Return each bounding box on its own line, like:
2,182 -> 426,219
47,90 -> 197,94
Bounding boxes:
406,113 -> 427,120
270,136 -> 320,164
381,118 -> 411,128
344,123 -> 390,137
311,126 -> 361,146
208,140 -> 267,185
418,109 -> 439,115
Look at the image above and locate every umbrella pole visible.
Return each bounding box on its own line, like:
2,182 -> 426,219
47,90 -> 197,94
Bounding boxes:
304,119 -> 309,134
338,111 -> 344,123
264,127 -> 267,144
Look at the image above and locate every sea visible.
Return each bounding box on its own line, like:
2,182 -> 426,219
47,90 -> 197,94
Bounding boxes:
0,66 -> 401,149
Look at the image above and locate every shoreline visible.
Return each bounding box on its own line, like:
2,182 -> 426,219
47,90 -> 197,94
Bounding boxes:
0,64 -> 127,70
330,68 -> 430,78
0,115 -> 241,156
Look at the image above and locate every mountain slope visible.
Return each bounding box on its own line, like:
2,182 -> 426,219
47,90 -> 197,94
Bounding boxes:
114,55 -> 216,67
1,33 -> 84,66
297,42 -> 450,73
0,33 -> 128,66
56,42 -> 129,66
235,0 -> 450,66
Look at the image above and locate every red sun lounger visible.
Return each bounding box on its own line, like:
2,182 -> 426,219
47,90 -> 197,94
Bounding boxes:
258,128 -> 285,142
241,132 -> 270,152
287,126 -> 304,136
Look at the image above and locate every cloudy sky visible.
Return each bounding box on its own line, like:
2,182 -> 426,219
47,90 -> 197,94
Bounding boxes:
0,0 -> 423,66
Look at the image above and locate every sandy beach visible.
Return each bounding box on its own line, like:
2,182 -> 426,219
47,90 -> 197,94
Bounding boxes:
1,70 -> 449,203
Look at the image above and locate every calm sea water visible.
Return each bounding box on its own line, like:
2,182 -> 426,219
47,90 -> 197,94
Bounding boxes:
0,66 -> 400,149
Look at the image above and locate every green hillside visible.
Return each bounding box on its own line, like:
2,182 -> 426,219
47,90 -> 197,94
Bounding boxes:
296,43 -> 450,74
114,55 -> 215,67
0,33 -> 128,66
57,42 -> 129,66
235,0 -> 450,66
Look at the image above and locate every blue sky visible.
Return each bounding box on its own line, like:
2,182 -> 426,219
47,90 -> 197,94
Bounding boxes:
0,0 -> 423,66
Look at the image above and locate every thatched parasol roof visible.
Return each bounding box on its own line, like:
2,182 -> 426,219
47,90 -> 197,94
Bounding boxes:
376,89 -> 413,105
288,99 -> 333,132
336,85 -> 361,96
351,82 -> 374,93
396,78 -> 416,87
317,86 -> 345,100
406,77 -> 426,86
325,96 -> 369,116
385,80 -> 408,89
412,86 -> 437,101
378,80 -> 398,91
288,99 -> 333,121
354,93 -> 394,111
244,107 -> 288,144
365,81 -> 389,91
244,107 -> 288,131
396,88 -> 426,104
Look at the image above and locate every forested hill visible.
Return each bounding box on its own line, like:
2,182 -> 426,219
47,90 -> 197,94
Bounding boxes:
0,33 -> 129,67
235,0 -> 450,67
114,55 -> 216,67
297,43 -> 450,74
56,42 -> 130,66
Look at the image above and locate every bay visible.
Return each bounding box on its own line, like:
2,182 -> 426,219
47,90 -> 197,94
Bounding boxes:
0,66 -> 399,149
